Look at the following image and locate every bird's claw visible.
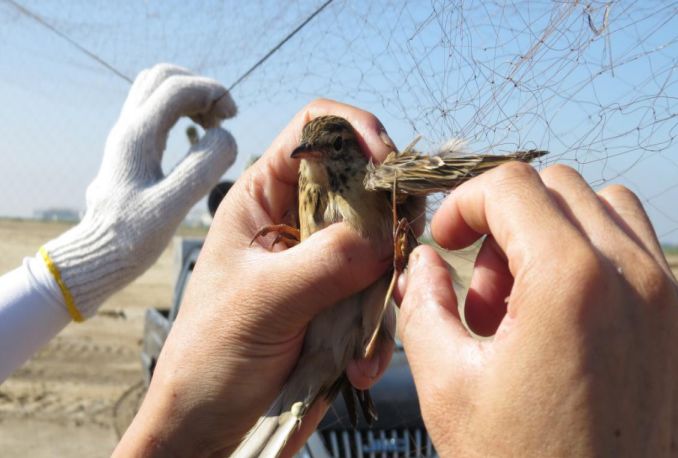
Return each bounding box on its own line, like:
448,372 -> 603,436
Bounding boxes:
393,217 -> 415,272
250,224 -> 300,248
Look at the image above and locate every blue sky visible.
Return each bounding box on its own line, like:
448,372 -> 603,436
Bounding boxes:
1,0 -> 677,243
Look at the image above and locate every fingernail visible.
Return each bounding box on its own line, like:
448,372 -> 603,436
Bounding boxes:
379,129 -> 396,151
366,354 -> 380,379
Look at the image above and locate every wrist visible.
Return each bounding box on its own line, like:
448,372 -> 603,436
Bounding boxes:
41,212 -> 146,320
115,377 -> 197,458
117,363 -> 240,457
118,327 -> 250,457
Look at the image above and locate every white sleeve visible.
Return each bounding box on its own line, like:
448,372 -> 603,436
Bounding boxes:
0,255 -> 71,382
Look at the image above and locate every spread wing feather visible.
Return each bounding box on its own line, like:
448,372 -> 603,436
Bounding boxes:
365,149 -> 548,196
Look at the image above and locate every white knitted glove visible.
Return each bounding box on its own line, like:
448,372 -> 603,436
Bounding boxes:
41,64 -> 237,321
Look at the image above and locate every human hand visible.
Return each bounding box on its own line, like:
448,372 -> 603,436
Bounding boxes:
42,64 -> 237,320
398,163 -> 678,457
116,99 -> 399,457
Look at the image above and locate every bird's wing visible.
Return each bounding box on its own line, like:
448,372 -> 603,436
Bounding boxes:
364,149 -> 548,196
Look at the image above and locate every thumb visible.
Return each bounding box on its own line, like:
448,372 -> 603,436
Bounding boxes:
399,245 -> 474,384
152,127 -> 237,215
270,223 -> 391,323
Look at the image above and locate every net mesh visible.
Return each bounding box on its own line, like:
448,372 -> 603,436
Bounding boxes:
0,0 -> 676,241
0,0 -> 677,451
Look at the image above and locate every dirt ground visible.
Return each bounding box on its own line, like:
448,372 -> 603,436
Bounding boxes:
0,219 -> 676,457
0,219 -> 206,457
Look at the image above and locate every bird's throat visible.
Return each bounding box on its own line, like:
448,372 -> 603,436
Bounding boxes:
298,158 -> 389,241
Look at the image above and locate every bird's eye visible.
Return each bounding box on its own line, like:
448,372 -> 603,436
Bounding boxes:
333,136 -> 343,151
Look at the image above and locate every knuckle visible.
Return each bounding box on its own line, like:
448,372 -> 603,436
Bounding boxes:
599,183 -> 641,206
540,163 -> 581,181
133,68 -> 149,82
634,258 -> 676,306
148,63 -> 188,81
494,160 -> 540,184
148,63 -> 174,74
563,245 -> 608,294
161,76 -> 186,96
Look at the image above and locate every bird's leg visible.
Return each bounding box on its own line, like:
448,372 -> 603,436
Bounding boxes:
393,216 -> 416,271
362,180 -> 415,359
249,224 -> 300,248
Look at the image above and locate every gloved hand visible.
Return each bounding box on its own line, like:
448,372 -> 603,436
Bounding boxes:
42,64 -> 237,321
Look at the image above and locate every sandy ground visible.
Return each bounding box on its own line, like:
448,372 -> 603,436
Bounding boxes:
0,219 -> 676,457
0,219 -> 205,457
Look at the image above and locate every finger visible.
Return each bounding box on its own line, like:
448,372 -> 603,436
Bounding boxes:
149,128 -> 237,219
597,184 -> 672,273
189,89 -> 237,127
346,327 -> 395,391
263,223 -> 391,327
399,245 -> 476,385
138,74 -> 235,159
464,236 -> 513,337
431,161 -> 586,277
121,64 -> 193,115
539,165 -> 659,274
241,98 -> 397,225
393,248 -> 458,306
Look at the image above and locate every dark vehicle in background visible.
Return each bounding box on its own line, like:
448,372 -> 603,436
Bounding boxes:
141,183 -> 437,457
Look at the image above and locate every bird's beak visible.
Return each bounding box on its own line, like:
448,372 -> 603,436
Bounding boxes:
290,143 -> 322,160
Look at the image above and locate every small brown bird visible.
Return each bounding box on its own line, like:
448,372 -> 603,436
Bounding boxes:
235,116 -> 547,457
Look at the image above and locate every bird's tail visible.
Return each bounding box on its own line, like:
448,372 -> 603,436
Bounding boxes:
230,390 -> 306,458
231,353 -> 333,458
231,372 -> 376,457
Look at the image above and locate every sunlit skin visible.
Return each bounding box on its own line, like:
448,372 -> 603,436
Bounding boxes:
237,116 -> 405,457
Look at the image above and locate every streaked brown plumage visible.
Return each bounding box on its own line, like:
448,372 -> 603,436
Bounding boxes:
365,142 -> 547,196
236,116 -> 547,458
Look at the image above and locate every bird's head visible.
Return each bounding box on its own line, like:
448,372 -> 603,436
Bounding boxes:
291,116 -> 367,193
291,116 -> 365,165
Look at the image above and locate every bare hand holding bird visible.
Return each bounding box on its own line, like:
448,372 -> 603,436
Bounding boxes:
237,113 -> 545,457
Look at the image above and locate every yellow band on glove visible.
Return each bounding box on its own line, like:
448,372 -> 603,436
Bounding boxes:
39,246 -> 84,323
